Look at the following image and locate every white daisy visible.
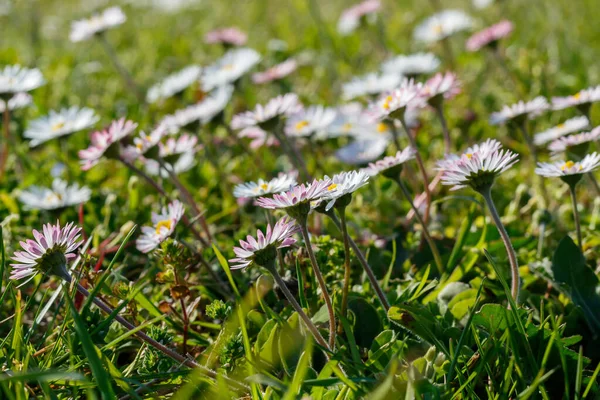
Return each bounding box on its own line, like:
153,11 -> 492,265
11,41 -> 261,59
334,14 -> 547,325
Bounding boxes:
421,72 -> 461,105
337,0 -> 381,36
533,116 -> 589,146
319,170 -> 370,210
369,78 -> 426,121
136,200 -> 185,253
18,179 -> 91,210
233,173 -> 298,199
366,146 -> 417,177
121,125 -> 167,161
0,65 -> 45,95
552,85 -> 600,112
144,134 -> 199,177
548,127 -> 600,154
535,153 -> 600,178
437,138 -> 503,169
285,105 -> 337,138
25,106 -> 99,147
489,96 -> 549,125
252,59 -> 298,85
342,73 -> 401,101
335,138 -> 390,165
146,65 -> 202,103
381,52 -> 441,77
413,10 -> 473,43
231,93 -> 302,135
0,93 -> 32,113
201,48 -> 261,91
70,6 -> 127,42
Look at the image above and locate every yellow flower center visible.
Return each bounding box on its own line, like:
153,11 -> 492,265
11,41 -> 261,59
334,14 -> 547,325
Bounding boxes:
376,122 -> 388,133
52,122 -> 66,132
382,95 -> 392,110
295,120 -> 309,130
260,183 -> 269,191
466,153 -> 473,159
573,92 -> 582,100
222,64 -> 235,71
155,219 -> 172,234
433,24 -> 443,34
342,123 -> 353,132
561,160 -> 575,171
556,123 -> 565,129
327,183 -> 338,191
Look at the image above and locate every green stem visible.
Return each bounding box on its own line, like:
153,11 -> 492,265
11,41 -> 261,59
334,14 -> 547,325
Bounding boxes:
569,184 -> 583,253
0,107 -> 10,180
395,177 -> 445,275
97,33 -> 144,102
338,208 -> 352,321
434,104 -> 451,155
298,218 -> 336,350
480,186 -> 520,304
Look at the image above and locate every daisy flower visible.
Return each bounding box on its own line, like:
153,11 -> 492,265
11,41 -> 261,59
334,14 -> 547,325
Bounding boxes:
342,72 -> 401,101
381,52 -> 441,78
79,118 -> 138,171
285,105 -> 337,138
335,138 -> 390,165
252,58 -> 298,85
0,92 -> 32,113
473,0 -> 494,9
437,141 -> 518,191
535,153 -> 600,179
533,116 -> 589,146
437,138 -> 502,169
548,127 -> 600,155
370,78 -> 426,121
25,106 -> 99,147
144,134 -> 199,177
146,65 -> 202,103
239,129 -> 279,149
337,0 -> 381,36
10,221 -> 83,284
319,170 -> 370,211
18,179 -> 91,211
233,173 -> 297,199
552,85 -> 600,114
231,93 -> 302,134
201,48 -> 261,91
256,179 -> 332,218
0,65 -> 45,95
122,125 -> 167,161
70,6 -> 126,42
366,146 -> 417,177
489,96 -> 549,125
136,200 -> 185,253
204,27 -> 248,46
420,72 -> 461,106
229,217 -> 298,269
466,20 -> 514,52
413,10 -> 473,43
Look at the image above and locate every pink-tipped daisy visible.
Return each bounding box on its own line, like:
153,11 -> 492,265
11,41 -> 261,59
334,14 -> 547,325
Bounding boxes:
366,146 -> 417,177
78,118 -> 138,170
535,153 -> 600,186
229,217 -> 299,269
11,221 -> 83,285
548,127 -> 600,155
413,9 -> 473,43
489,96 -> 549,125
337,0 -> 381,35
370,78 -> 426,121
252,58 -> 298,85
233,173 -> 297,199
533,116 -> 589,146
204,27 -> 248,46
466,20 -> 513,52
136,200 -> 185,253
232,93 -> 302,131
437,140 -> 519,191
437,138 -> 503,169
552,85 -> 600,114
256,179 -> 332,218
420,72 -> 461,106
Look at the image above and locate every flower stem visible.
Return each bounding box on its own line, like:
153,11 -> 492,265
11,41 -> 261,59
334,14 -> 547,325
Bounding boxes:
569,184 -> 583,253
271,123 -> 311,180
0,107 -> 11,180
74,283 -> 248,392
97,33 -> 144,102
394,177 -> 445,275
265,261 -> 331,352
338,208 -> 352,322
434,104 -> 451,155
298,218 -> 336,350
517,121 -> 549,208
326,212 -> 390,311
480,186 -> 520,304
398,115 -> 432,225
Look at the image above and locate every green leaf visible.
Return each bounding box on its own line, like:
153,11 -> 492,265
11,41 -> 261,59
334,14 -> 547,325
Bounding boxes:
348,296 -> 382,349
551,236 -> 600,334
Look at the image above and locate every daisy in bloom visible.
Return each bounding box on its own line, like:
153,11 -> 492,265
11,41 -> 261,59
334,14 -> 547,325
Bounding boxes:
69,6 -> 126,42
336,138 -> 390,165
489,96 -> 549,125
18,179 -> 91,211
231,93 -> 302,136
136,200 -> 185,253
413,10 -> 473,43
25,106 -> 99,147
204,27 -> 248,47
533,116 -> 589,146
548,127 -> 600,155
146,65 -> 202,103
366,146 -> 416,177
552,85 -> 600,115
239,129 -> 280,149
233,173 -> 297,199
229,217 -> 298,269
121,125 -> 167,161
466,20 -> 514,52
381,52 -> 441,78
319,170 -> 370,211
256,179 -> 332,218
438,140 -> 518,191
0,65 -> 45,95
10,221 -> 83,284
252,58 -> 298,85
337,0 -> 381,36
201,48 -> 261,91
79,118 -> 138,171
473,0 -> 494,9
420,72 -> 461,106
285,105 -> 337,138
0,92 -> 32,113
342,72 -> 401,101
328,103 -> 368,137
370,79 -> 426,121
144,134 -> 199,177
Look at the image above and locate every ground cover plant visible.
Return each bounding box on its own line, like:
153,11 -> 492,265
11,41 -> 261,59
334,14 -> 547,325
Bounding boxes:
1,0 -> 600,398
